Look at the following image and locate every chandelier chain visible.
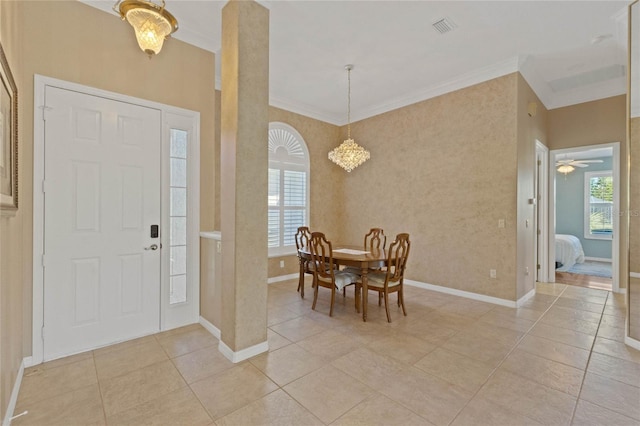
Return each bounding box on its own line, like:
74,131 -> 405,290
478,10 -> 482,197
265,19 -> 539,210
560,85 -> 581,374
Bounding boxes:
347,67 -> 351,139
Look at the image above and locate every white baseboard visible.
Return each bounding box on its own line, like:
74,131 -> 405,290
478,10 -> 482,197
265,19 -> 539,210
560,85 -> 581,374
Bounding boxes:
199,316 -> 221,339
625,335 -> 640,351
630,272 -> 640,279
200,316 -> 269,363
404,279 -> 518,308
584,257 -> 612,263
2,358 -> 27,426
267,273 -> 298,284
218,340 -> 269,363
516,288 -> 536,307
615,288 -> 627,295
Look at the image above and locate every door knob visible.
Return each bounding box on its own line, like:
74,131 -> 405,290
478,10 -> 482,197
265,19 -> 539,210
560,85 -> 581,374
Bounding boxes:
144,244 -> 159,251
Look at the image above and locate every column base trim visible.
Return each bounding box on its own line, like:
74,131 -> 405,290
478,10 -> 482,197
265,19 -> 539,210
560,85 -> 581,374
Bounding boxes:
2,358 -> 27,426
218,340 -> 269,363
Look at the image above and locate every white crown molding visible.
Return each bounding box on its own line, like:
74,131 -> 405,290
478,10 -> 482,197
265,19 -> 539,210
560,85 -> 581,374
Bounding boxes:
350,57 -> 520,124
269,95 -> 343,125
544,79 -> 627,110
265,57 -> 521,126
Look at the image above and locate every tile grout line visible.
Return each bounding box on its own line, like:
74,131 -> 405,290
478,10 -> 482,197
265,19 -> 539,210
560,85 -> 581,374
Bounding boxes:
566,290 -> 609,424
92,351 -> 109,426
446,284 -> 570,425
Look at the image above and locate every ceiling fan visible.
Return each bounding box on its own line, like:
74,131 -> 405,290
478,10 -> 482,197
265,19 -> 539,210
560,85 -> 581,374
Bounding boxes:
556,158 -> 603,175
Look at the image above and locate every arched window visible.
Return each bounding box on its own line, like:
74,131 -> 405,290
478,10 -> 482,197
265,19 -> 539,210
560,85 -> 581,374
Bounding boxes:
268,123 -> 310,256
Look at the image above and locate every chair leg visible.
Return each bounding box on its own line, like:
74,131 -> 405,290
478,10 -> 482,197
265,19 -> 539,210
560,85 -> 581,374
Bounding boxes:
311,279 -> 319,311
383,291 -> 391,323
329,287 -> 336,317
355,284 -> 361,313
343,287 -> 346,298
297,265 -> 305,298
378,293 -> 382,306
399,287 -> 407,316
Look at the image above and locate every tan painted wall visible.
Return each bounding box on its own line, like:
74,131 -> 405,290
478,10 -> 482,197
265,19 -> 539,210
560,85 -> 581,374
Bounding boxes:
516,74 -> 548,299
13,0 -> 215,356
0,0 -> 24,418
547,95 -> 628,289
340,74 -> 520,300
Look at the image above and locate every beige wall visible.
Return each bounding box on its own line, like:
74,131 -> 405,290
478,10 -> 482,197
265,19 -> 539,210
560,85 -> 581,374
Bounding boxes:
6,0 -> 215,369
0,0 -> 25,418
548,95 -> 628,289
339,74 -> 521,300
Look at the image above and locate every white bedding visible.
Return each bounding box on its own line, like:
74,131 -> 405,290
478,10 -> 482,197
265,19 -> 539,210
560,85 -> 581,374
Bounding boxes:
555,234 -> 585,272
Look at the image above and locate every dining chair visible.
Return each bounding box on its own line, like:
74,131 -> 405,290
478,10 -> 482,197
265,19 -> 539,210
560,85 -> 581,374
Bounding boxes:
295,226 -> 313,298
364,228 -> 386,251
309,232 -> 360,317
343,228 -> 387,281
359,233 -> 410,323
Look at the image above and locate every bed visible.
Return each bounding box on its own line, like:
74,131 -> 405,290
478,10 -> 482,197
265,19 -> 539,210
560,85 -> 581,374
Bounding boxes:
555,234 -> 585,272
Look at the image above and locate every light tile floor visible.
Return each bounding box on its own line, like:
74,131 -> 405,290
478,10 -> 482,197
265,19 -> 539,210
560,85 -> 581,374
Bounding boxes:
12,280 -> 640,426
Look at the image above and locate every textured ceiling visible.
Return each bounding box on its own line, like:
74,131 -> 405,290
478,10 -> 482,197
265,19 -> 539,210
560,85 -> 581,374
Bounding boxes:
83,0 -> 631,125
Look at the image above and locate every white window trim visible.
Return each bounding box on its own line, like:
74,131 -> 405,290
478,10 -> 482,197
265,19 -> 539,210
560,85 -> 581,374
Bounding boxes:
584,170 -> 613,241
268,122 -> 310,257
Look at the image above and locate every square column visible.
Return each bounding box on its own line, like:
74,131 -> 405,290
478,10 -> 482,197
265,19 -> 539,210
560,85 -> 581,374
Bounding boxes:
219,0 -> 269,361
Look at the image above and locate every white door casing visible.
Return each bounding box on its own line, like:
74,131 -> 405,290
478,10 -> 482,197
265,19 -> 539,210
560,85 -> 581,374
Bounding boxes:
33,76 -> 201,365
43,86 -> 162,360
548,142 -> 620,293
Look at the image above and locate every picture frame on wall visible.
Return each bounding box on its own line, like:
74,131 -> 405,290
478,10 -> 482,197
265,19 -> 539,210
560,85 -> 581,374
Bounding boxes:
0,41 -> 17,213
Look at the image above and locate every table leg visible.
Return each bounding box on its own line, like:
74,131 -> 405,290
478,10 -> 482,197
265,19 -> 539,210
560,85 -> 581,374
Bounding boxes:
361,267 -> 368,322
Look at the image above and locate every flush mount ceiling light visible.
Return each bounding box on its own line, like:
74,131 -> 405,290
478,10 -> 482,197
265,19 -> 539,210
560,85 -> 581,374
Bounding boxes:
328,65 -> 370,173
114,0 -> 178,57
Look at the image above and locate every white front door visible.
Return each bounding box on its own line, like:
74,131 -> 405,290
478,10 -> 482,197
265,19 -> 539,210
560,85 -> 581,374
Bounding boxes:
43,86 -> 162,360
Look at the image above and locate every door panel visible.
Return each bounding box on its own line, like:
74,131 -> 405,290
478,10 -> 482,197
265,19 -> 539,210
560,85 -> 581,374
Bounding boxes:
43,86 -> 162,360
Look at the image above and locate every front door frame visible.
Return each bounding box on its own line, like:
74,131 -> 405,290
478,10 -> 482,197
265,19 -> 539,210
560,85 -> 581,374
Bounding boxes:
32,75 -> 200,364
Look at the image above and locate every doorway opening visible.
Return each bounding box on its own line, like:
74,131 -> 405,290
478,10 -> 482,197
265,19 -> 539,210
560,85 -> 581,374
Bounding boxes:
549,143 -> 620,292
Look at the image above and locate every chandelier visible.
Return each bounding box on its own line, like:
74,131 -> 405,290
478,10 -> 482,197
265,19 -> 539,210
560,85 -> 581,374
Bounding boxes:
114,0 -> 178,57
328,65 -> 370,172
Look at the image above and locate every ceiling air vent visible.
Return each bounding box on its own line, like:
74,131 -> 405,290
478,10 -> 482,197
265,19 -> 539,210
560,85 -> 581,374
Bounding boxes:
432,17 -> 456,34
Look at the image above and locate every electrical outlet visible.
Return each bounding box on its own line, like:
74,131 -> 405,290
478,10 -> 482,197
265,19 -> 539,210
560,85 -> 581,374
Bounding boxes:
498,219 -> 505,228
216,241 -> 221,253
279,260 -> 285,268
490,269 -> 497,279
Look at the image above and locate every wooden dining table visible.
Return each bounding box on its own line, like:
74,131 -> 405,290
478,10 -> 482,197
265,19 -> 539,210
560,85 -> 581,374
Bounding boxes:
297,245 -> 387,321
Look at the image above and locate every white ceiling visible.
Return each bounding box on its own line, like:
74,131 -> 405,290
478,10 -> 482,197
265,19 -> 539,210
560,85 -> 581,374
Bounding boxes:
83,0 -> 631,125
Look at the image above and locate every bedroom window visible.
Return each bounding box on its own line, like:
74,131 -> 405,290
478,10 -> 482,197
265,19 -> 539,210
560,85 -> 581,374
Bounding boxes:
584,171 -> 613,240
268,123 -> 310,256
